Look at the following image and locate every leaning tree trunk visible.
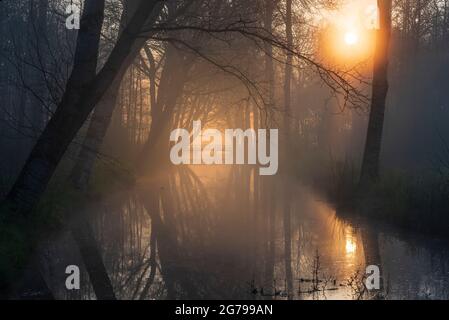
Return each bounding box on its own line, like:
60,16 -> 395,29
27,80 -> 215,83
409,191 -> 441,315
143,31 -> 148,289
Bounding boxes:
60,0 -> 118,301
5,0 -> 110,300
68,1 -> 145,301
4,0 -> 161,216
70,0 -> 195,189
70,212 -> 116,300
360,0 -> 392,185
69,0 -> 161,190
0,0 -> 162,295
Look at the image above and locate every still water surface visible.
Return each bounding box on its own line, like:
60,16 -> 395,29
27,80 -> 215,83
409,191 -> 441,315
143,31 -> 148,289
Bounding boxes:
43,166 -> 449,300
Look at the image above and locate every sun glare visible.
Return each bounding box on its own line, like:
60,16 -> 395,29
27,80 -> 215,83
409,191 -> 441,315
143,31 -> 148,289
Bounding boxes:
344,31 -> 359,46
345,238 -> 357,254
318,0 -> 377,63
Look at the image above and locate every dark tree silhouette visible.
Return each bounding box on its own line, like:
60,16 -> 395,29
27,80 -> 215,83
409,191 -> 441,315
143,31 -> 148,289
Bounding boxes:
360,0 -> 392,184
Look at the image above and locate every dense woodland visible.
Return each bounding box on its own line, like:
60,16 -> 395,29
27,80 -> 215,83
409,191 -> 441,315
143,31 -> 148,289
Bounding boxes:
1,0 -> 449,300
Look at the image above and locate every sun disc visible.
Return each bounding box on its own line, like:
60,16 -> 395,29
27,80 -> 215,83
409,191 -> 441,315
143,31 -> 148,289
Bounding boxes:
344,31 -> 359,45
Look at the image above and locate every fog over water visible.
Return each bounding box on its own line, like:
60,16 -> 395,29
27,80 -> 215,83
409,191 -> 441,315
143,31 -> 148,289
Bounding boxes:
1,0 -> 449,300
33,166 -> 449,300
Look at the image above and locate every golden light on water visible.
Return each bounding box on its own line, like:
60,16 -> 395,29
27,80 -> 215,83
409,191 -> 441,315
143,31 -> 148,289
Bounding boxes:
344,225 -> 357,257
345,237 -> 357,255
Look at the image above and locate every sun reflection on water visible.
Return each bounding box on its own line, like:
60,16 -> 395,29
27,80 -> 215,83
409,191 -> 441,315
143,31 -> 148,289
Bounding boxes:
345,234 -> 357,256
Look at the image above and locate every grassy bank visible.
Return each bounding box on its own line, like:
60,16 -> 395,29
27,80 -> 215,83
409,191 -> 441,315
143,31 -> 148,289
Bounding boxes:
305,159 -> 449,238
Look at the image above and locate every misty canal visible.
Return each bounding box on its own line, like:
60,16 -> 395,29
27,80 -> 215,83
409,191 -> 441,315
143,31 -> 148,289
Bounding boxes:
40,165 -> 449,300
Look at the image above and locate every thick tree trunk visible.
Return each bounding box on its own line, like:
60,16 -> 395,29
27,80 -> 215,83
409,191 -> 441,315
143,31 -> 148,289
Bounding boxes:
0,0 -> 162,294
70,0 -> 195,189
360,0 -> 392,185
5,0 -> 161,216
49,0 -> 119,301
68,2 -> 189,301
69,0 -> 160,190
7,0 -> 109,300
70,213 -> 116,300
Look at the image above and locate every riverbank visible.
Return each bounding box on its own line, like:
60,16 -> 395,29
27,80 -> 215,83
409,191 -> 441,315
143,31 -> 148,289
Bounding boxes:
304,160 -> 449,239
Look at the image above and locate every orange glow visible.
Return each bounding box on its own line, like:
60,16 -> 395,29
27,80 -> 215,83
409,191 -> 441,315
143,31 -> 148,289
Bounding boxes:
318,0 -> 378,64
345,226 -> 357,256
345,238 -> 357,255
